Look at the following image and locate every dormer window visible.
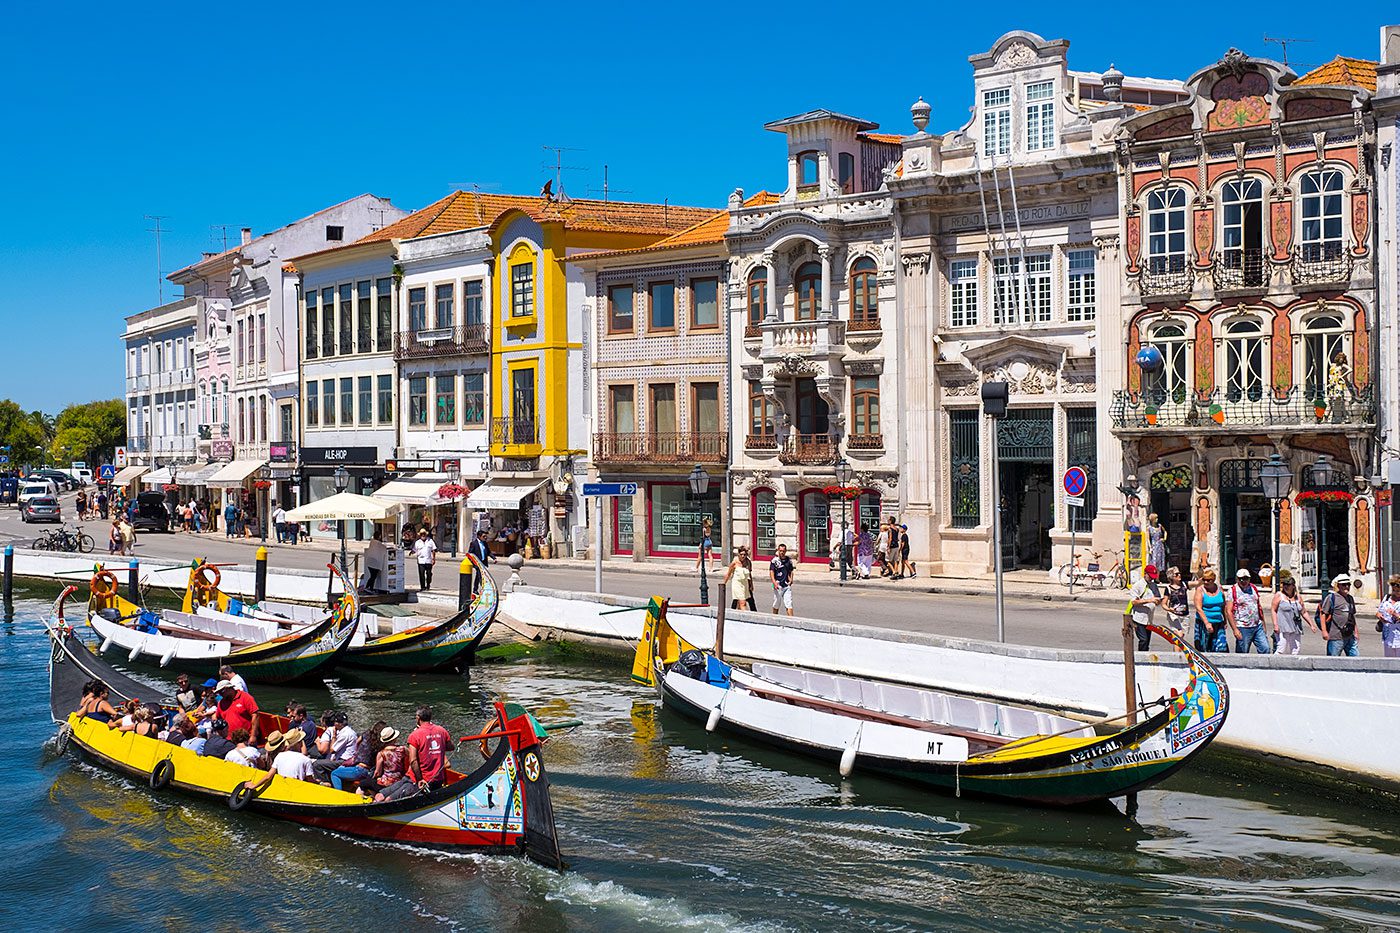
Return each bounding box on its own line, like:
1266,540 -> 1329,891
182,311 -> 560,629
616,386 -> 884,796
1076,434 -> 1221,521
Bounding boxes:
838,153 -> 855,194
982,88 -> 1011,157
1026,81 -> 1055,151
798,152 -> 820,190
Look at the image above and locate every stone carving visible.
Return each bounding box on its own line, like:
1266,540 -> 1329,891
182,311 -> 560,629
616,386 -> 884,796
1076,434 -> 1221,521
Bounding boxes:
901,252 -> 930,275
853,470 -> 898,492
844,359 -> 884,376
988,363 -> 1055,394
997,41 -> 1037,68
743,470 -> 773,491
776,354 -> 817,376
1093,235 -> 1120,259
741,364 -> 763,380
944,379 -> 978,398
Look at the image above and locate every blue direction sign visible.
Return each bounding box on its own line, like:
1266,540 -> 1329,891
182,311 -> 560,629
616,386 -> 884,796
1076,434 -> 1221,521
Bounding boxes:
99,464 -> 116,481
1062,466 -> 1088,498
583,482 -> 638,497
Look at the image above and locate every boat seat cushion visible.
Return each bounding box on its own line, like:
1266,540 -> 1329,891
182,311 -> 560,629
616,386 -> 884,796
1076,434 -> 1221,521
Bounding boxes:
880,685 -> 926,720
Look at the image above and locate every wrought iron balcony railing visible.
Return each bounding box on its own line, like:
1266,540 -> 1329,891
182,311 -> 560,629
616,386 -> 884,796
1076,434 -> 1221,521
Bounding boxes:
491,418 -> 538,446
1290,245 -> 1354,286
394,324 -> 490,360
1138,258 -> 1195,296
1211,248 -> 1269,290
778,433 -> 836,465
745,433 -> 778,450
1110,385 -> 1374,430
846,432 -> 884,450
593,432 -> 728,465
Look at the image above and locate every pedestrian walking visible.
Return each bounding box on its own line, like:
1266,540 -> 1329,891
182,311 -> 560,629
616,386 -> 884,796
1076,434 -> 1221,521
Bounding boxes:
1229,569 -> 1271,654
76,490 -> 88,520
107,519 -> 122,556
192,501 -> 204,533
119,516 -> 135,556
769,543 -> 796,616
885,519 -> 903,580
1319,574 -> 1360,656
1377,574 -> 1400,658
695,517 -> 717,572
1271,572 -> 1311,655
1162,566 -> 1190,632
224,500 -> 237,539
855,525 -> 874,579
1193,570 -> 1234,652
898,523 -> 915,578
1127,565 -> 1163,651
96,490 -> 108,520
272,503 -> 287,544
413,527 -> 438,591
875,523 -> 890,577
723,546 -> 756,611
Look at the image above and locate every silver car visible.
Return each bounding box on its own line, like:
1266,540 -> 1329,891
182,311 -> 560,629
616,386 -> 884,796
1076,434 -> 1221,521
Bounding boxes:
21,495 -> 61,523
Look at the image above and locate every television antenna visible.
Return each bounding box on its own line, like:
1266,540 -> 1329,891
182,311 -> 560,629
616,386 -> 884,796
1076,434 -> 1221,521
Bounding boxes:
209,223 -> 246,252
587,165 -> 633,202
541,145 -> 587,200
1263,35 -> 1312,68
144,214 -> 169,304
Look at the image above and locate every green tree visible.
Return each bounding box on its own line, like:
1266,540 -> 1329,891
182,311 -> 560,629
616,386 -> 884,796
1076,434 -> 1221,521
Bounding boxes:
50,399 -> 126,464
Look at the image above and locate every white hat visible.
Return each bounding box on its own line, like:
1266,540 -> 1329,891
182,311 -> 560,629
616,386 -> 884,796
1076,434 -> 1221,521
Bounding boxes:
1235,568 -> 1250,578
214,679 -> 238,693
1331,574 -> 1353,587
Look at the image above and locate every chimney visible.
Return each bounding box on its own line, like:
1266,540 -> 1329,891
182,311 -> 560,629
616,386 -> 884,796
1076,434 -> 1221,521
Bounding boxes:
240,227 -> 252,246
1383,25 -> 1400,66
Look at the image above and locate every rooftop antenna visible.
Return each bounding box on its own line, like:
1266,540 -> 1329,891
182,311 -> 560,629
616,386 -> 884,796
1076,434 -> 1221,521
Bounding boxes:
1263,35 -> 1312,68
144,214 -> 168,304
446,182 -> 506,224
369,207 -> 394,232
541,145 -> 587,201
587,165 -> 632,202
209,223 -> 246,252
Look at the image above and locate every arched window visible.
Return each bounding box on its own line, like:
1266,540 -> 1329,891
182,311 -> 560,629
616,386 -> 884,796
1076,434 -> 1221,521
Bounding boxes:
1146,188 -> 1188,273
747,267 -> 767,327
1221,178 -> 1265,285
794,262 -> 822,321
1300,169 -> 1345,261
1146,321 -> 1191,403
838,153 -> 855,194
221,377 -> 230,426
752,488 -> 777,560
849,257 -> 878,327
798,152 -> 820,189
1223,318 -> 1264,401
1301,313 -> 1347,399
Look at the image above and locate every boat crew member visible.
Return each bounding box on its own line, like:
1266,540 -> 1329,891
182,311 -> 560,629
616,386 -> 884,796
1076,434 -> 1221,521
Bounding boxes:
173,674 -> 198,713
218,666 -> 249,696
213,680 -> 260,744
407,706 -> 454,789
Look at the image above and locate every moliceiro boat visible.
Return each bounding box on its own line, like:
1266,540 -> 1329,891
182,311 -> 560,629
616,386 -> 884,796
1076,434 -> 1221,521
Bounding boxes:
632,598 -> 1229,806
44,589 -> 564,867
86,563 -> 359,684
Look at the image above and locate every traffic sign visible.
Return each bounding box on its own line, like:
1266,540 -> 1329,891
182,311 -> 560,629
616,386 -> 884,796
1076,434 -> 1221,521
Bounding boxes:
1062,466 -> 1088,498
0,455 -> 8,465
583,482 -> 638,497
114,446 -> 128,467
1065,494 -> 1085,508
99,464 -> 116,481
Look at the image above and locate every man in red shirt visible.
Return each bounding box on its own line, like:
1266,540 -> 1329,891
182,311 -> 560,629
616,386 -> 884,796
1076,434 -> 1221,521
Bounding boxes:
407,705 -> 455,787
214,680 -> 261,742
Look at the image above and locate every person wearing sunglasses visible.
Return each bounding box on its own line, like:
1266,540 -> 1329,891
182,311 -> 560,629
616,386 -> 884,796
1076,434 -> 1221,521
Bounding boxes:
1319,574 -> 1360,657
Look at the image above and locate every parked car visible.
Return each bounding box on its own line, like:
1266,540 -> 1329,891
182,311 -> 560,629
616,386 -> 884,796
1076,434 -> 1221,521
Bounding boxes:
28,470 -> 78,491
19,479 -> 59,504
130,490 -> 171,532
20,495 -> 61,523
65,467 -> 94,486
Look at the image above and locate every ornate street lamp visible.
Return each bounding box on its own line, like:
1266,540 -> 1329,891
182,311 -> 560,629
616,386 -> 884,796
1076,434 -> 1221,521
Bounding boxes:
834,455 -> 853,582
688,464 -> 711,604
1260,453 -> 1292,589
333,465 -> 349,575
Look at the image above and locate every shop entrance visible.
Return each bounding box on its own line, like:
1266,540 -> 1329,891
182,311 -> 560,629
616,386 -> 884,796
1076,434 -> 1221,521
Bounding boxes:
997,409 -> 1053,571
1148,465 -> 1194,574
1218,458 -> 1268,579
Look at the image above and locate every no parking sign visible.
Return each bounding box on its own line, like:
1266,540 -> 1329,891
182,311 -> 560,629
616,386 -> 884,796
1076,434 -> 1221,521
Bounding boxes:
1063,467 -> 1087,508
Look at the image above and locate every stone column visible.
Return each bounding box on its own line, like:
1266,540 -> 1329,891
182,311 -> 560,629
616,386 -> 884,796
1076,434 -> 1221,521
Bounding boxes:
1092,232 -> 1125,557
819,246 -> 833,319
763,251 -> 778,323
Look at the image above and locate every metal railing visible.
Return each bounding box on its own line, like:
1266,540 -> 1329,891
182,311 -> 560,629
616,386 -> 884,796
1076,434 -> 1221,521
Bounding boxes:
847,316 -> 881,333
1110,384 -> 1374,429
491,418 -> 538,446
394,324 -> 490,360
745,433 -> 779,450
1211,248 -> 1269,290
1138,258 -> 1195,296
593,432 -> 728,464
846,432 -> 884,450
779,433 -> 836,465
1290,245 -> 1354,286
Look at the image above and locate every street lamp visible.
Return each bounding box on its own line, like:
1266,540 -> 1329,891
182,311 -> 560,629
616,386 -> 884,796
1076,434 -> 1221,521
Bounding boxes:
256,465 -> 271,544
688,464 -> 711,605
834,455 -> 853,582
1311,454 -> 1337,584
1259,453 -> 1292,590
981,381 -> 1009,643
333,465 -> 349,576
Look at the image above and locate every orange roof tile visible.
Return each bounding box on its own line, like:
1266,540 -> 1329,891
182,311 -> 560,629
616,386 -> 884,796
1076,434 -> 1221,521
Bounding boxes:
565,191 -> 780,262
358,190 -> 717,245
1295,56 -> 1377,92
859,132 -> 905,145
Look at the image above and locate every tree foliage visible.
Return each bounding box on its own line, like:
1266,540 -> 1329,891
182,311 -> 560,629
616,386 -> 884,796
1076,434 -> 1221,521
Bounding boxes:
48,400 -> 125,465
0,400 -> 50,467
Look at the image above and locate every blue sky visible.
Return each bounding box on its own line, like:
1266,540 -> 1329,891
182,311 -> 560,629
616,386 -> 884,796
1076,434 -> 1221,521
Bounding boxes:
1,1 -> 1392,413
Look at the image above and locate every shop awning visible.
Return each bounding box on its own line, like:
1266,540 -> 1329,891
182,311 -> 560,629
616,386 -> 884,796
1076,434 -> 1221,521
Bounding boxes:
207,459 -> 265,487
112,465 -> 149,485
466,477 -> 549,510
282,492 -> 404,523
176,461 -> 224,486
141,467 -> 173,486
372,472 -> 458,507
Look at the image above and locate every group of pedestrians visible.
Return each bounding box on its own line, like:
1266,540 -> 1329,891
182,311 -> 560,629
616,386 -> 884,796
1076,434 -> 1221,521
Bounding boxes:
1128,563 -> 1399,657
74,488 -> 110,522
833,517 -> 917,580
173,499 -> 213,533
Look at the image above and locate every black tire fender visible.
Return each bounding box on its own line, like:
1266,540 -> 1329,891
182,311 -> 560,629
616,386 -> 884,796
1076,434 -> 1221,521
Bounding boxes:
150,758 -> 174,790
228,783 -> 257,811
54,723 -> 71,755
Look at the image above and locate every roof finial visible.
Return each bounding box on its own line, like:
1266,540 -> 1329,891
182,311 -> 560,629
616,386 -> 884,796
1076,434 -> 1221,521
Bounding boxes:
911,97 -> 931,134
1102,63 -> 1124,102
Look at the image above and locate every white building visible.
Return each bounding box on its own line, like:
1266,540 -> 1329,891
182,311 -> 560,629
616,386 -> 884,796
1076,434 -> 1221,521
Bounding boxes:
1376,28 -> 1399,571
122,296 -> 210,480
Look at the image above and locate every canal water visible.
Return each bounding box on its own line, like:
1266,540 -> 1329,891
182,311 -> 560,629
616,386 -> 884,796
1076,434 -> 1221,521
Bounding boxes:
6,591 -> 1400,932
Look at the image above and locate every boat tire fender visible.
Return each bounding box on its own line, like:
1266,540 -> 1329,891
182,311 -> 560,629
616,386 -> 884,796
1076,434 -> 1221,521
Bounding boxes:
149,759 -> 175,790
227,784 -> 257,811
54,723 -> 72,755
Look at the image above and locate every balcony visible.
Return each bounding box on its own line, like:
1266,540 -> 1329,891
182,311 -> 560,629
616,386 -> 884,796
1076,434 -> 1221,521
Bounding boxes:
846,432 -> 884,451
1211,249 -> 1269,291
1110,385 -> 1375,431
757,318 -> 846,362
594,432 -> 728,465
779,433 -> 836,465
846,316 -> 881,334
1290,245 -> 1354,287
394,324 -> 490,360
491,418 -> 538,447
127,436 -> 150,453
1137,259 -> 1195,297
745,433 -> 779,451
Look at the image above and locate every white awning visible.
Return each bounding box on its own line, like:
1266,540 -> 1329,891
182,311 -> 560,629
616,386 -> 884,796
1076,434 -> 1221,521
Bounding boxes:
112,465 -> 149,485
466,477 -> 549,510
282,492 -> 404,523
371,472 -> 458,507
207,459 -> 266,487
176,461 -> 224,486
141,467 -> 173,486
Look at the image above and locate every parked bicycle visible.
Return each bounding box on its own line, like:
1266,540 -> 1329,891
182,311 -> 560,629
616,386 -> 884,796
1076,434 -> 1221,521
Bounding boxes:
32,524 -> 95,554
1055,549 -> 1127,589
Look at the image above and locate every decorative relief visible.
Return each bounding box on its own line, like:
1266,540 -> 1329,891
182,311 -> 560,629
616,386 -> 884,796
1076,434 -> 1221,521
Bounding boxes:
1125,215 -> 1142,274
853,470 -> 899,492
1284,97 -> 1349,122
1193,210 -> 1214,267
997,41 -> 1037,67
1351,194 -> 1369,256
987,363 -> 1055,394
1194,316 -> 1214,393
744,470 -> 773,491
1279,497 -> 1292,545
1207,71 -> 1270,131
1126,324 -> 1142,393
901,252 -> 930,275
1270,201 -> 1292,260
776,354 -> 818,376
1356,497 -> 1371,573
843,359 -> 884,376
741,364 -> 763,380
1353,308 -> 1370,387
1093,235 -> 1120,260
1271,310 -> 1292,392
944,379 -> 978,398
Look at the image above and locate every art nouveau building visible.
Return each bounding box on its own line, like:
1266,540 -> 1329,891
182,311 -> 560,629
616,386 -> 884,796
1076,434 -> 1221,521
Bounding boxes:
1113,50 -> 1379,593
892,31 -> 1186,576
1377,28 -> 1400,571
726,111 -> 904,566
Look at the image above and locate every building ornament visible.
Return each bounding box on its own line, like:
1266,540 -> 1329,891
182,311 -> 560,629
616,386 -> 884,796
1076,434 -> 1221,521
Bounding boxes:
997,41 -> 1037,68
775,354 -> 818,376
901,252 -> 930,275
843,359 -> 884,376
741,364 -> 763,381
988,362 -> 1056,394
1092,235 -> 1120,259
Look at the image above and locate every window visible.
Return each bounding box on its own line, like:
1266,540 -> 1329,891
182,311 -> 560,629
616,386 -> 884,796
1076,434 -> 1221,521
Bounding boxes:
1146,187 -> 1188,273
648,282 -> 675,331
358,375 -> 372,425
236,318 -> 245,367
851,376 -> 880,437
752,488 -> 777,559
1302,314 -> 1346,399
325,225 -> 344,241
1223,318 -> 1264,401
408,376 -> 428,426
321,378 -> 335,425
236,398 -> 245,443
950,259 -> 979,327
649,481 -> 721,557
838,152 -> 855,194
795,262 -> 821,321
510,368 -> 536,442
257,312 -> 266,362
320,288 -> 335,357
849,257 -> 878,325
983,88 -> 1011,157
1026,254 -> 1051,321
338,285 -> 353,354
510,262 -> 533,317
462,373 -> 485,424
463,280 -> 484,325
377,374 -> 393,422
1146,321 -> 1191,402
1221,178 -> 1265,284
259,394 -> 267,441
794,377 -> 830,435
991,256 -> 1052,324
375,278 -> 393,351
799,489 -> 830,564
798,151 -> 820,188
339,376 -> 353,424
607,284 -> 634,333
613,496 -> 634,556
1026,81 -> 1055,151
1067,249 -> 1096,322
435,374 -> 455,426
748,380 -> 775,437
435,283 -> 454,329
747,268 -> 767,326
609,384 -> 635,432
357,281 -> 372,353
1066,409 -> 1098,532
691,278 -> 719,329
409,287 -> 427,333
949,410 -> 980,528
650,383 -> 676,434
692,383 -> 720,435
1300,170 -> 1344,260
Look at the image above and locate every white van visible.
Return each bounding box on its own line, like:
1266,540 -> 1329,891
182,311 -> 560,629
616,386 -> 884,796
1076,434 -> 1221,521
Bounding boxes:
68,467 -> 94,486
19,479 -> 58,504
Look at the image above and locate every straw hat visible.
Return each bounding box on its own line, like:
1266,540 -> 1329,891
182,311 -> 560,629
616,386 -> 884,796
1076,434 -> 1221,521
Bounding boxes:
379,726 -> 400,744
263,730 -> 288,752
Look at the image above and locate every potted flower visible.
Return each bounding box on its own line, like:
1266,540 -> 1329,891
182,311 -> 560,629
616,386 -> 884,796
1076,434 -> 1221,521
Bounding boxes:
1208,403 -> 1225,425
1312,397 -> 1327,420
1144,404 -> 1159,426
821,485 -> 862,500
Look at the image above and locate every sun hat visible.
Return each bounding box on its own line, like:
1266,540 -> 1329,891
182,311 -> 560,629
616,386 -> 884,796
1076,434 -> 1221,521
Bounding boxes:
379,726 -> 400,743
281,728 -> 305,748
1235,568 -> 1251,579
1332,574 -> 1353,587
264,730 -> 288,752
214,680 -> 237,693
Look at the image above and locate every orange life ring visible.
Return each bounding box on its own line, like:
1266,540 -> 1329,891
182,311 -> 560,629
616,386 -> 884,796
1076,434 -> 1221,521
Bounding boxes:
91,570 -> 119,599
194,564 -> 221,596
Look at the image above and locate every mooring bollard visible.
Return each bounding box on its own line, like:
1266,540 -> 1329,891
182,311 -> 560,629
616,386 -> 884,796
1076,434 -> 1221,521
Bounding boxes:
458,557 -> 472,611
506,553 -> 524,592
3,544 -> 13,606
128,559 -> 139,603
255,547 -> 268,604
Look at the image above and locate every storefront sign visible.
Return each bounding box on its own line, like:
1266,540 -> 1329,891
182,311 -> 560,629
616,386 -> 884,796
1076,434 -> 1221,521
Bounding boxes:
943,200 -> 1090,233
302,446 -> 378,465
269,443 -> 291,463
211,440 -> 233,461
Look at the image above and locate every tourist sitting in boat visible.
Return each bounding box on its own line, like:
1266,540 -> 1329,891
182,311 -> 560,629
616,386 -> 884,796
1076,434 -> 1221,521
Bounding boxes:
223,729 -> 261,768
308,709 -> 337,759
201,718 -> 237,760
110,702 -> 159,738
218,665 -> 249,696
107,698 -> 141,730
284,703 -> 318,749
76,680 -> 117,723
371,727 -> 418,802
176,717 -> 206,754
243,729 -> 316,792
212,681 -> 259,743
312,712 -> 359,782
408,706 -> 454,790
173,674 -> 197,713
328,720 -> 386,793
